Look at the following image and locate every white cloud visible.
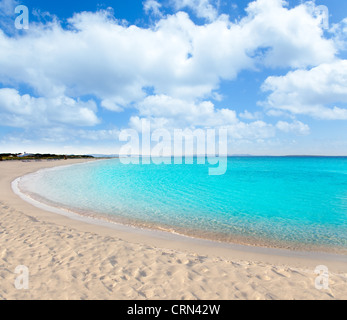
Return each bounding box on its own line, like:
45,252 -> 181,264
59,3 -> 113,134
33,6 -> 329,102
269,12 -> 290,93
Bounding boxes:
261,60 -> 347,120
276,120 -> 310,135
130,94 -> 277,141
136,94 -> 238,128
138,95 -> 236,122
241,0 -> 336,68
171,0 -> 219,22
266,109 -> 294,119
239,110 -> 262,120
100,99 -> 124,112
330,18 -> 347,52
0,0 -> 335,106
0,0 -> 341,142
143,0 -> 163,17
227,120 -> 276,140
129,116 -> 171,133
0,88 -> 99,127
0,0 -> 17,15
1,127 -> 120,146
129,115 -> 277,141
0,0 -> 19,33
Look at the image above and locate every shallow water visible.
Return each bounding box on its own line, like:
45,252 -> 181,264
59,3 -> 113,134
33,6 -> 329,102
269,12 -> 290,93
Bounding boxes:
19,157 -> 347,252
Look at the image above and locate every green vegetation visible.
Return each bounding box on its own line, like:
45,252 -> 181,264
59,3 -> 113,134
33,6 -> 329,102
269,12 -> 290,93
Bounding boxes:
0,153 -> 94,161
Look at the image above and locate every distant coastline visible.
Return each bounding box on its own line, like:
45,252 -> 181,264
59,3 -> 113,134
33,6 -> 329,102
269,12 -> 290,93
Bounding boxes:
0,153 -> 96,161
1,153 -> 346,161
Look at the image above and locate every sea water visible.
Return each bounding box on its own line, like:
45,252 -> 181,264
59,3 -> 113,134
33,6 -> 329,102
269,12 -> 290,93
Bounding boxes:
18,157 -> 347,252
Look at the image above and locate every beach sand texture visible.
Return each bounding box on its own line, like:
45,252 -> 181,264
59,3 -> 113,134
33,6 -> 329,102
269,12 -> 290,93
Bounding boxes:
0,160 -> 346,300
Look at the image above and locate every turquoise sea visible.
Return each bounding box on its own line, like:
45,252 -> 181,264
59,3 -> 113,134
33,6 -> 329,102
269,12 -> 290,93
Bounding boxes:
19,157 -> 347,253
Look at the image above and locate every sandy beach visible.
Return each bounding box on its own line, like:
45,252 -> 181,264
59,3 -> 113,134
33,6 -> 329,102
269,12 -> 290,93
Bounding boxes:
0,159 -> 346,300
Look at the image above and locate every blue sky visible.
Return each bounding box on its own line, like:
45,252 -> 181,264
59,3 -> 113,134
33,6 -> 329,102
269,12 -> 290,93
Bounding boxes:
0,0 -> 346,155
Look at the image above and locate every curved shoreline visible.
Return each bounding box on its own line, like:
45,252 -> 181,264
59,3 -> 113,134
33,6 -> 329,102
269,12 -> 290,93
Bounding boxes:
1,158 -> 347,300
11,159 -> 347,267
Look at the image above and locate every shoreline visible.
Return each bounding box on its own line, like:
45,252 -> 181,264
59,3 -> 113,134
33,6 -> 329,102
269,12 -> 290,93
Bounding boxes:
6,159 -> 347,269
14,159 -> 347,262
1,159 -> 346,299
13,173 -> 347,260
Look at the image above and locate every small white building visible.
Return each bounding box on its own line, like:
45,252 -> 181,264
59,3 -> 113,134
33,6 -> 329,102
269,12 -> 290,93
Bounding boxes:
18,152 -> 33,158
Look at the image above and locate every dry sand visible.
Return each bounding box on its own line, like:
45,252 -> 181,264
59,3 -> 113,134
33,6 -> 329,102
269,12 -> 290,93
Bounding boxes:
0,159 -> 346,300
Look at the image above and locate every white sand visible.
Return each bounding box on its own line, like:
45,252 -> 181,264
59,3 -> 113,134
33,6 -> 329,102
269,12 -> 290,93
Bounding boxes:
0,159 -> 346,300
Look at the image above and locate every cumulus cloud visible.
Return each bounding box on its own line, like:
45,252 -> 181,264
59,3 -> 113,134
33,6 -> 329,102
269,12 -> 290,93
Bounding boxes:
0,88 -> 99,127
129,114 -> 277,141
227,120 -> 276,140
136,94 -> 238,127
171,0 -> 219,22
0,0 -> 342,144
0,0 -> 17,15
129,94 -> 277,141
0,0 -> 335,106
239,110 -> 262,120
241,0 -> 336,68
261,60 -> 347,120
330,18 -> 347,52
143,0 -> 163,17
0,0 -> 19,33
276,120 -> 310,135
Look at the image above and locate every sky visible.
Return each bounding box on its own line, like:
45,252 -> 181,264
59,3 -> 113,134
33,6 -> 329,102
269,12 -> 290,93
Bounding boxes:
0,0 -> 346,155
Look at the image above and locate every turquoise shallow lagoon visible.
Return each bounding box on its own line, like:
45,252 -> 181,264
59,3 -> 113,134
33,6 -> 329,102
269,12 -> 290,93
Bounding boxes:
19,157 -> 347,253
